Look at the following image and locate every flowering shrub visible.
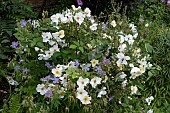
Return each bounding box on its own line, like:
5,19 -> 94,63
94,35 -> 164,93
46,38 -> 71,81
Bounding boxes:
5,5 -> 154,112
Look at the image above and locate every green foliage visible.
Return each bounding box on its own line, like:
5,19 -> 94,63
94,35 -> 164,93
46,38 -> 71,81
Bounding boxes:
133,2 -> 170,110
144,28 -> 170,112
0,32 -> 14,62
0,0 -> 38,69
4,5 -> 153,112
1,0 -> 170,112
48,0 -> 73,16
128,0 -> 170,26
0,0 -> 38,44
2,94 -> 22,113
0,0 -> 37,20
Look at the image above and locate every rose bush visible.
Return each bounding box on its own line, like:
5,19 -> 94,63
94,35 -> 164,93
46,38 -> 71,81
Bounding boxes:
3,5 -> 155,113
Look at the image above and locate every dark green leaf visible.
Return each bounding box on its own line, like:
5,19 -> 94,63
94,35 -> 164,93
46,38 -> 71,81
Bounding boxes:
79,47 -> 84,53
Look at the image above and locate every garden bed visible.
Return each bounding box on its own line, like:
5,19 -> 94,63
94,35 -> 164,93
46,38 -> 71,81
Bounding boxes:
0,0 -> 170,113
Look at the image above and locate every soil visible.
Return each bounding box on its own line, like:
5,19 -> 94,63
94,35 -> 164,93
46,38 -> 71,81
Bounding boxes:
0,76 -> 10,109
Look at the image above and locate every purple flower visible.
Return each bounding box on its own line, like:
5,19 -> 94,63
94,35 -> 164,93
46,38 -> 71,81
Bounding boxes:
108,96 -> 113,102
95,66 -> 106,76
20,20 -> 27,26
74,60 -> 80,68
49,76 -> 59,84
45,90 -> 53,98
92,53 -> 95,59
14,65 -> 20,70
88,89 -> 90,94
24,48 -> 27,52
23,68 -> 29,73
167,0 -> 170,6
20,59 -> 24,63
102,57 -> 111,65
102,21 -> 108,30
77,0 -> 83,6
45,62 -> 51,68
83,64 -> 90,72
95,66 -> 102,72
161,0 -> 165,2
100,71 -> 106,76
11,41 -> 18,48
42,75 -> 51,81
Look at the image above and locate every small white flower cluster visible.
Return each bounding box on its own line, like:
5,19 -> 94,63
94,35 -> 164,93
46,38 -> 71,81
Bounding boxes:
32,20 -> 40,28
102,33 -> 112,40
34,5 -> 100,60
146,96 -> 154,106
130,56 -> 152,80
6,76 -> 19,86
34,6 -> 152,105
36,30 -> 65,60
106,23 -> 152,95
76,76 -> 106,104
36,58 -> 108,104
116,24 -> 138,70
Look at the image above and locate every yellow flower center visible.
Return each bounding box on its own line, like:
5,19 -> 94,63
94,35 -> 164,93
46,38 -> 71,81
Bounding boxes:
136,71 -> 141,75
48,52 -> 51,55
60,91 -> 64,95
81,81 -> 84,84
94,79 -> 96,83
53,49 -> 56,52
58,31 -> 62,37
41,87 -> 44,90
83,96 -> 88,102
77,16 -> 80,20
55,70 -> 60,75
92,61 -> 96,65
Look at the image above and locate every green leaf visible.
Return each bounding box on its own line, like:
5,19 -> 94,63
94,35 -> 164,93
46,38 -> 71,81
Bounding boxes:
90,39 -> 96,46
85,72 -> 90,77
65,70 -> 72,75
51,94 -> 61,108
145,43 -> 153,53
73,41 -> 79,46
30,41 -> 36,47
40,27 -> 48,31
0,54 -> 8,59
9,94 -> 22,113
137,84 -> 144,90
79,47 -> 84,53
1,39 -> 10,43
72,73 -> 78,79
69,44 -> 77,49
79,41 -> 84,46
148,71 -> 153,76
37,42 -> 44,48
155,65 -> 162,71
52,52 -> 61,58
62,50 -> 71,54
146,71 -> 153,81
6,31 -> 13,37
